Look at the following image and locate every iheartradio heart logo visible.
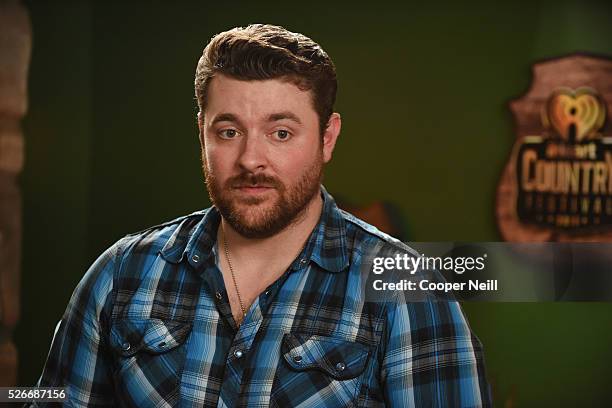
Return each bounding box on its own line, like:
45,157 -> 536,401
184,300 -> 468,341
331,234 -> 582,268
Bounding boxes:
544,87 -> 606,142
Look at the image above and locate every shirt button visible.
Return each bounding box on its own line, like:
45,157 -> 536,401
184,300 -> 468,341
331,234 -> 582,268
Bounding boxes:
299,258 -> 308,266
264,290 -> 270,296
191,254 -> 200,263
215,291 -> 223,300
335,362 -> 346,371
121,342 -> 131,351
293,355 -> 303,363
234,349 -> 244,359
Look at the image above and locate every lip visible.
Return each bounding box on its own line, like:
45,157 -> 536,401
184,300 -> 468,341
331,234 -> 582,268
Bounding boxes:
234,185 -> 275,194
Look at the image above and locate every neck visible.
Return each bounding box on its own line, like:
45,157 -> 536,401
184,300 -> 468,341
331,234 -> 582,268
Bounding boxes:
219,193 -> 323,260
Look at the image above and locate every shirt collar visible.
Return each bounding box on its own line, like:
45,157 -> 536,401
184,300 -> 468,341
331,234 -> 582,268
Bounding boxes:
293,186 -> 349,273
160,185 -> 350,274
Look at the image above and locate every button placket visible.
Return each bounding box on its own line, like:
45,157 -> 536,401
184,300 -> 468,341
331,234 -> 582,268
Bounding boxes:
218,298 -> 264,406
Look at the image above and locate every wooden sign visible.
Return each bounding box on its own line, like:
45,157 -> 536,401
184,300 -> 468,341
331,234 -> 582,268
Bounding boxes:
496,54 -> 612,242
0,0 -> 30,386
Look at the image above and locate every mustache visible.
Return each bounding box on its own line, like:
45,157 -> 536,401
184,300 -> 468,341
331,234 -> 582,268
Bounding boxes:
226,173 -> 282,189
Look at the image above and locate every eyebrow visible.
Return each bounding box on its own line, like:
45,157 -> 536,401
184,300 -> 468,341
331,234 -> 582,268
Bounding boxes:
267,111 -> 302,125
209,111 -> 303,127
210,113 -> 242,127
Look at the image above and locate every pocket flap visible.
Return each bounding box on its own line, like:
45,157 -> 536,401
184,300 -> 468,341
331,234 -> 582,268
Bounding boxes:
110,318 -> 192,357
281,333 -> 370,380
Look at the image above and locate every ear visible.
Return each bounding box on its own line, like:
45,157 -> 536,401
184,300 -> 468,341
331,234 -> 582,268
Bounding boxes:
322,112 -> 341,163
197,111 -> 205,147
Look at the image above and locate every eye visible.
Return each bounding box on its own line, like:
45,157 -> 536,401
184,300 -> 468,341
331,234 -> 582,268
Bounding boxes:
273,129 -> 291,141
219,128 -> 239,139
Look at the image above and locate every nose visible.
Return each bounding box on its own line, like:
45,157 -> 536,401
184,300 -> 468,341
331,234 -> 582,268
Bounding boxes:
237,134 -> 267,172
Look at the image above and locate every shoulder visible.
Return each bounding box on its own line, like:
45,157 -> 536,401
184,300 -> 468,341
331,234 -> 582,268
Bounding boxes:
117,209 -> 209,256
339,208 -> 419,257
70,209 -> 210,315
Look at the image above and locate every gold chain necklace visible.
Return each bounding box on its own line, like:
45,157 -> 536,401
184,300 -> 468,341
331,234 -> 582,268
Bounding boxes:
221,224 -> 247,320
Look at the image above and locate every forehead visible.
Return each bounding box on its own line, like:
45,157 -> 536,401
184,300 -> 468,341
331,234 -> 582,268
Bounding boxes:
205,74 -> 317,121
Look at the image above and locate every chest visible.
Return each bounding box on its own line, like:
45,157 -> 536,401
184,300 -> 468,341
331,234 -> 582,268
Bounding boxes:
107,262 -> 386,407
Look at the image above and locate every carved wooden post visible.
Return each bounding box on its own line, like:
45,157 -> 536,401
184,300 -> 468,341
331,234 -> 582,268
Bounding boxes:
0,0 -> 30,386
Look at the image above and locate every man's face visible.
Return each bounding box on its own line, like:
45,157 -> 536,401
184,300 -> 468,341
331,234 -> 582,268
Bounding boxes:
199,74 -> 340,239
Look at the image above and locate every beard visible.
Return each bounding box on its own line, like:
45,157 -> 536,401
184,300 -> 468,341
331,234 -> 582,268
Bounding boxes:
203,154 -> 323,239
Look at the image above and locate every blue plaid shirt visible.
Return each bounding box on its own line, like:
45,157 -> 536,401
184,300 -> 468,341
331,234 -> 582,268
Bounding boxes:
34,187 -> 491,407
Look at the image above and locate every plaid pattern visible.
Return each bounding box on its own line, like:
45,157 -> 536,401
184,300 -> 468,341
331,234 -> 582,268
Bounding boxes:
32,187 -> 491,407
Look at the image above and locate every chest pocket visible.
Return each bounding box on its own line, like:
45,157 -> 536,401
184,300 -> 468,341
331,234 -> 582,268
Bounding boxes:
271,333 -> 371,407
109,318 -> 192,408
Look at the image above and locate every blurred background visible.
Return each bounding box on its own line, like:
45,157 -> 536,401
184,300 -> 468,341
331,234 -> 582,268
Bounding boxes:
2,0 -> 611,406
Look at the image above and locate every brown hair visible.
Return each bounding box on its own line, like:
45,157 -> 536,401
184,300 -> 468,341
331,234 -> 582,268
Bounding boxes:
195,24 -> 337,135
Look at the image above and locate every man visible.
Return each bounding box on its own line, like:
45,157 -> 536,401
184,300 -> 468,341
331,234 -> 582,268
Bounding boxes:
34,24 -> 491,407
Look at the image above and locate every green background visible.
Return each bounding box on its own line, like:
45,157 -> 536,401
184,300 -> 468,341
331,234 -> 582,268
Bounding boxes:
17,1 -> 612,406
